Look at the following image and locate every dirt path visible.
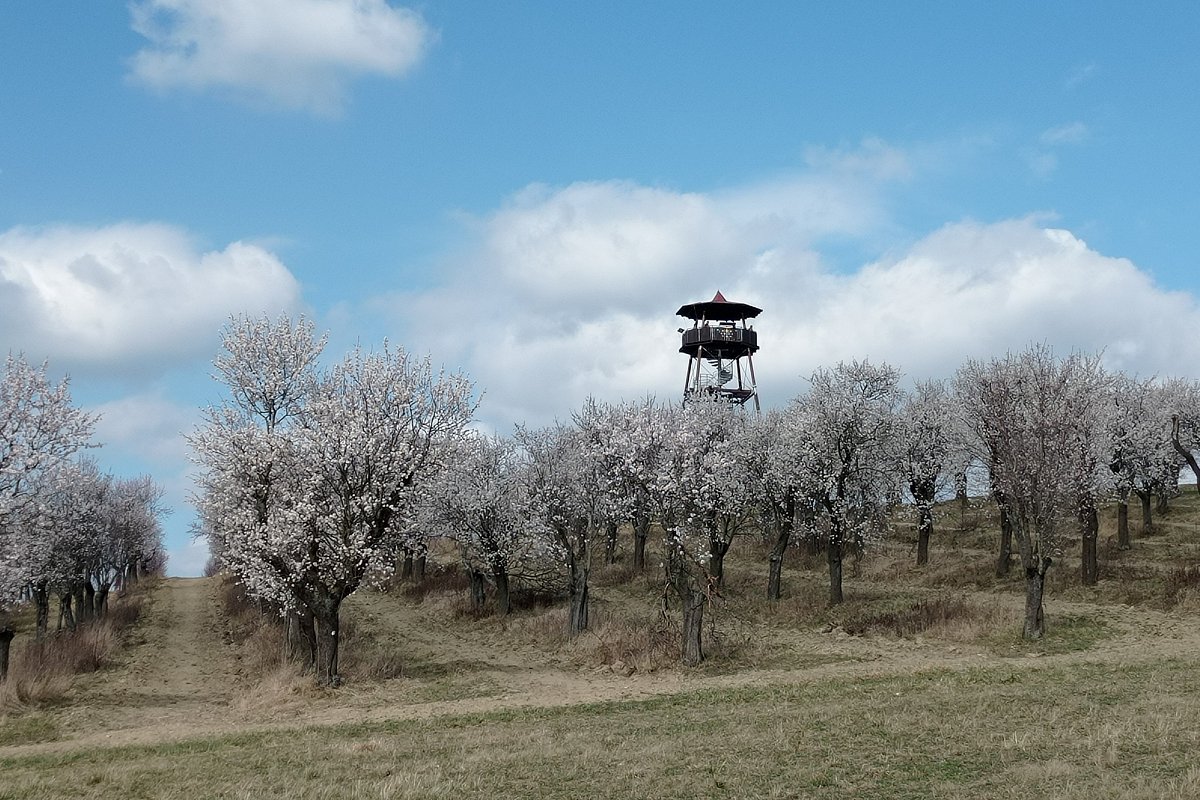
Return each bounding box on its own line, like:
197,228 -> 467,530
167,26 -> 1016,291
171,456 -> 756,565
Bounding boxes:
44,578 -> 243,743
8,576 -> 1200,759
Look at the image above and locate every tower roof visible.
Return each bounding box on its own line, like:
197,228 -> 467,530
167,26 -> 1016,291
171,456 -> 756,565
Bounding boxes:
675,291 -> 762,321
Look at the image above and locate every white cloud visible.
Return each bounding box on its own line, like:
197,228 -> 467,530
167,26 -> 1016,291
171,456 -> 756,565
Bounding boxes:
1040,122 -> 1089,145
168,539 -> 211,577
128,0 -> 432,113
0,222 -> 301,376
91,392 -> 199,465
383,175 -> 1200,432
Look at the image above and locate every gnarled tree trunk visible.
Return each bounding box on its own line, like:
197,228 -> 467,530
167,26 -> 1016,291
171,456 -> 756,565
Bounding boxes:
34,582 -> 50,641
709,536 -> 732,589
286,607 -> 317,669
468,569 -> 487,610
767,499 -> 795,601
827,535 -> 844,606
1080,503 -> 1099,586
0,626 -> 13,682
1136,489 -> 1153,535
1023,558 -> 1051,639
915,502 -> 934,567
632,513 -> 650,571
1116,496 -> 1131,550
492,570 -> 511,616
681,587 -> 705,666
567,559 -> 590,635
312,594 -> 343,687
1171,415 -> 1200,492
59,592 -> 76,632
996,505 -> 1013,577
604,520 -> 619,565
413,554 -> 426,584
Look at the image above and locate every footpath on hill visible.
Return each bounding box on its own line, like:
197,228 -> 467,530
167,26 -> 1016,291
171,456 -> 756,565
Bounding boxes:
6,575 -> 1200,757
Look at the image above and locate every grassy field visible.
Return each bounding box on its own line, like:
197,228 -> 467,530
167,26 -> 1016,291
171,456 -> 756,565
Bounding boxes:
3,659 -> 1199,799
3,492 -> 1200,798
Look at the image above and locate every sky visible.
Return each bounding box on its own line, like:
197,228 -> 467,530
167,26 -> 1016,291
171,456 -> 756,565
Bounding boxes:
3,2 -> 1200,575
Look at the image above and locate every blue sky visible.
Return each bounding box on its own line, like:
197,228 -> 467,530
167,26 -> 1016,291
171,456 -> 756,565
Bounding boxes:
3,2 -> 1199,574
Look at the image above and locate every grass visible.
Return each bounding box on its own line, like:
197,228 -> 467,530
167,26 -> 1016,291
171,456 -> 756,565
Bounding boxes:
5,491 -> 1200,796
0,589 -> 147,713
2,658 -> 1198,799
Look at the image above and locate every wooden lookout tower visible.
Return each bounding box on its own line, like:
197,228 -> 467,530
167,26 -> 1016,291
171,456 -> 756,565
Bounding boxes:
677,291 -> 761,411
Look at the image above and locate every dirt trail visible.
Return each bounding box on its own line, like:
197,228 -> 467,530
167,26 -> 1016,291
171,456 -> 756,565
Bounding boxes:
45,578 -> 243,743
7,576 -> 1200,759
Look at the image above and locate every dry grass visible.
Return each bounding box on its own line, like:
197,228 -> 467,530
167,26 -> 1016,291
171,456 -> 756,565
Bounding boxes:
0,591 -> 145,712
337,615 -> 405,681
5,658 -> 1200,799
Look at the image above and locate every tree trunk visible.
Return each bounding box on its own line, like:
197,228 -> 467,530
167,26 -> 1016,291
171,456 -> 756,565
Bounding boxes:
59,593 -> 76,632
681,587 -> 705,666
916,503 -> 933,566
492,570 -> 511,616
95,584 -> 111,618
83,582 -> 97,620
709,537 -> 731,588
1171,416 -> 1200,491
413,554 -> 426,583
632,514 -> 649,571
468,569 -> 487,609
73,584 -> 90,625
1023,560 -> 1050,639
827,537 -> 844,605
996,505 -> 1013,577
567,559 -> 590,636
1117,497 -> 1131,550
34,582 -> 49,641
767,510 -> 794,601
955,472 -> 969,529
1137,490 -> 1153,535
286,607 -> 317,669
604,520 -> 619,565
313,596 -> 342,687
400,550 -> 414,580
1156,489 -> 1170,515
0,626 -> 12,682
1080,504 -> 1099,586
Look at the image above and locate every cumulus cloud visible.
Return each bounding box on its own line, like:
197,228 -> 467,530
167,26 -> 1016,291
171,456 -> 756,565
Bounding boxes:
0,222 -> 301,376
128,0 -> 432,113
91,392 -> 199,465
383,177 -> 1200,431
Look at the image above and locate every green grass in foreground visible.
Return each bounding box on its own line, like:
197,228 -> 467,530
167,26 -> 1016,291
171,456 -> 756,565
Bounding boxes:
3,658 -> 1199,800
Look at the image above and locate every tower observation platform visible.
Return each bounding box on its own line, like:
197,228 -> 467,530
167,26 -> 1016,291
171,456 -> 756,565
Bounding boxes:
677,291 -> 761,410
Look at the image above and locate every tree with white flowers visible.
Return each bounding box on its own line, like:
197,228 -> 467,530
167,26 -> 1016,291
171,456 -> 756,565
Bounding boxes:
430,432 -> 532,616
518,421 -> 593,632
740,409 -> 818,599
606,398 -> 669,572
0,355 -> 96,678
898,379 -> 959,567
794,360 -> 903,605
192,316 -> 474,685
957,347 -> 1108,638
651,398 -> 752,664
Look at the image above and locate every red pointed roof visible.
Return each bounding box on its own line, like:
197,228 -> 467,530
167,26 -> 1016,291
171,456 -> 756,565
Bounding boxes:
712,290 -> 728,303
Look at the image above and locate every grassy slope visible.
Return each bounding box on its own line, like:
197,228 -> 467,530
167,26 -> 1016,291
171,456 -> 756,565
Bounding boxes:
4,492 -> 1200,798
3,659 -> 1199,799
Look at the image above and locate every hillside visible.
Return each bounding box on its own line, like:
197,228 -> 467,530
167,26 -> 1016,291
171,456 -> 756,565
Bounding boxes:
3,493 -> 1200,798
